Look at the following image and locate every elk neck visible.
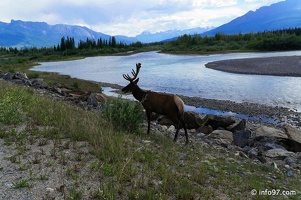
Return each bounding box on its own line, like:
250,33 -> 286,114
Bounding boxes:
132,84 -> 147,102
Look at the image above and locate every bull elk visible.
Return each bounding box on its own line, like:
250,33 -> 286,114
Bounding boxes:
122,63 -> 189,144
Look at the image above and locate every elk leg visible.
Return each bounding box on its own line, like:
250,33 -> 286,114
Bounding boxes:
146,110 -> 152,134
173,127 -> 180,142
170,114 -> 188,144
180,118 -> 189,145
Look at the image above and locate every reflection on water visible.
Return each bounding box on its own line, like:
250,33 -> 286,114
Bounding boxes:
32,51 -> 301,111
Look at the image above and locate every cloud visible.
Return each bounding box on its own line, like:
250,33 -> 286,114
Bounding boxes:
0,0 -> 284,36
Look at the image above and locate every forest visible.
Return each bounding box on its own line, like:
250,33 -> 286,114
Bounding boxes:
161,27 -> 301,53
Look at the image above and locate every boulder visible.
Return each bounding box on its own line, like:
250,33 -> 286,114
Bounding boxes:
228,119 -> 247,132
2,73 -> 13,80
202,115 -> 235,130
208,130 -> 233,146
255,126 -> 288,139
283,124 -> 301,151
184,111 -> 203,129
233,130 -> 252,147
275,138 -> 301,153
87,93 -> 107,107
157,116 -> 173,126
264,148 -> 295,159
13,72 -> 28,80
158,111 -> 203,129
31,78 -> 49,88
197,125 -> 213,135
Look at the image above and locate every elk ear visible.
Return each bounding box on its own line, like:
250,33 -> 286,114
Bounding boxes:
134,78 -> 139,84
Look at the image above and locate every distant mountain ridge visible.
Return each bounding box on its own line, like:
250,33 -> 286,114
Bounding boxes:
0,20 -> 138,48
203,0 -> 301,36
1,0 -> 301,48
135,27 -> 213,43
0,20 -> 211,48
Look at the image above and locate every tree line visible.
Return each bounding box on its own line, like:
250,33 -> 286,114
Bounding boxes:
162,27 -> 301,52
54,36 -> 129,51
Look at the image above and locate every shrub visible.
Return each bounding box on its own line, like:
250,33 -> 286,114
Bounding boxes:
102,96 -> 144,133
0,83 -> 32,124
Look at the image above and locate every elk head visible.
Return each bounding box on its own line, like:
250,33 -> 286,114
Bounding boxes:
122,63 -> 141,93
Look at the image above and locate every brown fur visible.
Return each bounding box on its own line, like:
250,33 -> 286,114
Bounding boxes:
122,64 -> 189,144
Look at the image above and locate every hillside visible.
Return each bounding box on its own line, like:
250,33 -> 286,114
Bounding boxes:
204,0 -> 301,36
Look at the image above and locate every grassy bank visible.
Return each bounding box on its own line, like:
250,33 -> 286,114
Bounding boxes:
1,80 -> 300,199
0,53 -> 101,93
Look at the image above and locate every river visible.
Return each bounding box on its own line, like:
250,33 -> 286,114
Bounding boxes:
32,50 -> 301,111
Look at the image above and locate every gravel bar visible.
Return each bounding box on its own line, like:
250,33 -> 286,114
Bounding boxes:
205,55 -> 301,77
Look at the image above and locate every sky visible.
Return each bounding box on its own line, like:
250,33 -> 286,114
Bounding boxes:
0,0 -> 284,37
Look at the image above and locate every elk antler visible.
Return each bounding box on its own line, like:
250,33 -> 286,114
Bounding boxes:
123,63 -> 141,82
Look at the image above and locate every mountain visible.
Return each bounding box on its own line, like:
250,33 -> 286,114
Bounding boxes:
2,0 -> 300,48
0,20 -> 138,48
203,0 -> 301,36
136,27 -> 213,43
0,19 -> 212,48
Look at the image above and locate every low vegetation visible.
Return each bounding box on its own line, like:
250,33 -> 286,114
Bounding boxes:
0,81 -> 300,199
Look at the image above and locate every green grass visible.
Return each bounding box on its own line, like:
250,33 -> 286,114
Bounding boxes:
0,80 -> 300,199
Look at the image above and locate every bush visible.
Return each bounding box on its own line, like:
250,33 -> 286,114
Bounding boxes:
102,96 -> 144,133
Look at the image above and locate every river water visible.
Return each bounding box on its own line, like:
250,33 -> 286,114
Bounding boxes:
32,51 -> 301,111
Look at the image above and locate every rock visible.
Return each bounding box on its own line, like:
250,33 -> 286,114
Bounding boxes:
87,93 -> 107,108
255,126 -> 288,139
183,111 -> 203,129
31,78 -> 49,88
11,79 -> 27,85
2,72 -> 13,80
167,125 -> 175,133
284,157 -> 295,165
264,148 -> 295,159
248,148 -> 259,158
160,125 -> 168,132
202,114 -> 235,130
264,142 -> 287,150
157,116 -> 173,126
196,125 -> 213,135
287,171 -> 294,177
158,111 -> 203,129
272,162 -> 278,169
208,130 -> 233,146
56,87 -> 73,96
276,138 -> 301,153
196,132 -> 206,138
228,119 -> 247,132
94,93 -> 107,103
13,72 -> 28,80
233,130 -> 252,147
283,124 -> 301,152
